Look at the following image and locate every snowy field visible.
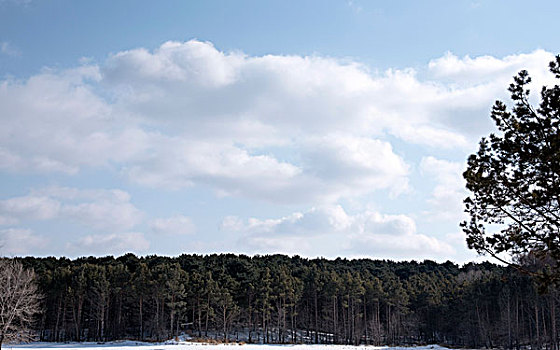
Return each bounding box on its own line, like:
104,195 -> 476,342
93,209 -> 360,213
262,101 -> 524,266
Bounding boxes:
6,343 -> 452,350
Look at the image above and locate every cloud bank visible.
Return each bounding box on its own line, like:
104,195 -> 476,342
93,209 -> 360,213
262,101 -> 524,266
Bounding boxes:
4,41 -> 554,205
1,41 -> 556,259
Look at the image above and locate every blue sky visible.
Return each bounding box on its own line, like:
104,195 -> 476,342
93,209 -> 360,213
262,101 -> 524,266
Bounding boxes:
1,0 -> 559,262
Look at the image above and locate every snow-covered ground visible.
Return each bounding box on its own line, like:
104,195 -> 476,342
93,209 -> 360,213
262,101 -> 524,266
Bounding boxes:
6,342 -> 453,350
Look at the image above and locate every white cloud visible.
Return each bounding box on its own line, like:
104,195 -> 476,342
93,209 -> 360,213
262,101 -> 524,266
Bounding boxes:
0,66 -> 144,174
123,138 -> 304,201
105,40 -> 242,88
346,211 -> 454,258
0,195 -> 61,220
62,199 -> 141,231
0,41 -> 556,207
420,156 -> 467,222
0,187 -> 144,257
428,50 -> 555,84
3,41 -> 555,259
150,214 -> 196,236
0,187 -> 143,231
302,135 -> 409,198
65,232 -> 149,256
223,205 -> 455,260
427,50 -> 557,124
122,134 -> 408,204
0,228 -> 48,256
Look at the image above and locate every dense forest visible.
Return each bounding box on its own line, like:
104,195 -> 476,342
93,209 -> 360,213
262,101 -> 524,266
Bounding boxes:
16,254 -> 560,348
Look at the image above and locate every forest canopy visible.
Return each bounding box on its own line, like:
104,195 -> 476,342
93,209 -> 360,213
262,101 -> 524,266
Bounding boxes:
14,253 -> 559,349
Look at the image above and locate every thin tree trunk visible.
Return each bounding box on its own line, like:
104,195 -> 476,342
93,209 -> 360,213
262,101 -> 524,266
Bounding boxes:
364,295 -> 368,345
333,296 -> 337,344
314,290 -> 318,344
139,296 -> 143,340
537,303 -> 541,349
54,297 -> 62,342
197,297 -> 202,337
551,296 -> 557,350
170,295 -> 175,338
205,294 -> 210,337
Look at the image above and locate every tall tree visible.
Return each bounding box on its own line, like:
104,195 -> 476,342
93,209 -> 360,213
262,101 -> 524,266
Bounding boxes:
463,55 -> 560,286
106,262 -> 131,340
86,264 -> 110,341
164,263 -> 188,338
131,262 -> 151,340
256,267 -> 273,343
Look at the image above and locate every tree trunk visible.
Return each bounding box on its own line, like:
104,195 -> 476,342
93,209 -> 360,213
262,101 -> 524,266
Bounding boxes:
139,296 -> 143,340
551,296 -> 557,350
170,295 -> 175,338
536,303 -> 541,349
205,294 -> 210,337
333,296 -> 337,344
247,292 -> 252,343
54,297 -> 62,342
314,290 -> 318,344
197,297 -> 202,337
364,295 -> 368,345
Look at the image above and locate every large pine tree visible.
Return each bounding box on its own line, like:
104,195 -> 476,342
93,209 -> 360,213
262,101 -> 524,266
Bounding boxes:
462,55 -> 560,286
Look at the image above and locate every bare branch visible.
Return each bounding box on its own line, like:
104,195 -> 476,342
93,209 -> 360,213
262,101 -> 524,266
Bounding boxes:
0,259 -> 42,349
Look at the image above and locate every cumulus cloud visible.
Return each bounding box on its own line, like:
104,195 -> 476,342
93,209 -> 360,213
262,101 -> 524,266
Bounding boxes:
0,187 -> 143,231
124,137 -> 305,201
0,66 -> 146,174
150,214 -> 196,236
301,135 -> 409,198
0,195 -> 60,220
102,41 -> 475,146
0,41 -> 556,207
222,205 -> 454,260
222,206 -> 349,237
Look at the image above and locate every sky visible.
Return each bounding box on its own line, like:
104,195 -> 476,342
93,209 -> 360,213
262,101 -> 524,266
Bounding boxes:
1,0 -> 559,262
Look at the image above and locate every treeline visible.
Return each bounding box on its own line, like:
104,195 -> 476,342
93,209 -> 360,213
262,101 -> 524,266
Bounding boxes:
16,254 -> 560,348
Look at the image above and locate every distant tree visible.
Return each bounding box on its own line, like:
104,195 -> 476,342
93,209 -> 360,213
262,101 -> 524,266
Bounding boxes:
131,262 -> 151,340
462,55 -> 560,287
0,259 -> 42,350
86,264 -> 109,341
256,267 -> 273,343
163,263 -> 188,338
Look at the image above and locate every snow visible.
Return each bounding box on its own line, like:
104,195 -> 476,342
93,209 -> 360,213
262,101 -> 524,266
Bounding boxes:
6,343 -> 455,350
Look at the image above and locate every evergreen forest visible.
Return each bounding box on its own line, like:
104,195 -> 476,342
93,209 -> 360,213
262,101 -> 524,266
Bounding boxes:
16,254 -> 560,348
